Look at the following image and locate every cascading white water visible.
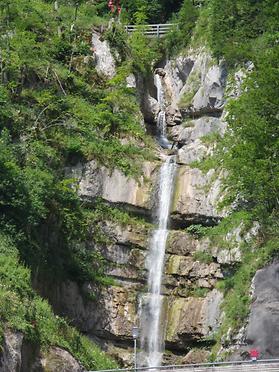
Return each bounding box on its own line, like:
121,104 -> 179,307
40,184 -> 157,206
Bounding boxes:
154,73 -> 171,149
140,155 -> 177,367
155,74 -> 165,108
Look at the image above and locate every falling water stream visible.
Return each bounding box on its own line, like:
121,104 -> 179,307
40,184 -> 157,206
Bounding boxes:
154,74 -> 171,149
139,72 -> 177,367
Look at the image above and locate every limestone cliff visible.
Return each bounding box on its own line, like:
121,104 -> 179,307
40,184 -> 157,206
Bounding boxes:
35,33 -> 275,368
35,43 -> 228,366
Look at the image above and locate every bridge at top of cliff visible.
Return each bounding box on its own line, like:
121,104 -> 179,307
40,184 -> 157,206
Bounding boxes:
125,23 -> 175,37
89,359 -> 279,372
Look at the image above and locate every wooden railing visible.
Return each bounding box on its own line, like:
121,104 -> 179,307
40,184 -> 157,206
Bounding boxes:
125,23 -> 175,38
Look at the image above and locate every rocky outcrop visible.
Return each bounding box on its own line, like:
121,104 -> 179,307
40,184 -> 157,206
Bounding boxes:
92,32 -> 116,79
165,290 -> 223,348
50,41 -> 252,368
66,160 -> 158,215
246,263 -> 279,358
165,105 -> 183,127
0,331 -> 83,372
41,348 -> 83,372
0,331 -> 24,372
164,49 -> 227,117
171,166 -> 224,226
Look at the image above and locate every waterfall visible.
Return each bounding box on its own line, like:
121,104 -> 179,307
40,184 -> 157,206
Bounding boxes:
154,73 -> 171,149
140,155 -> 177,367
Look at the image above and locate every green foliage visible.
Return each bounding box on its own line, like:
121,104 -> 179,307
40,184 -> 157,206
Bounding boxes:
207,211 -> 252,244
193,250 -> 213,264
165,0 -> 199,55
187,224 -> 210,238
190,286 -> 210,298
96,0 -> 184,24
0,234 -> 117,370
0,0 -> 153,288
208,0 -> 279,64
218,41 -> 279,219
215,233 -> 279,345
128,31 -> 161,75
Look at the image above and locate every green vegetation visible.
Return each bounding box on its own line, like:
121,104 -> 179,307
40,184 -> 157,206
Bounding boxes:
190,287 -> 210,298
209,0 -> 279,65
193,250 -> 213,264
0,0 -> 278,365
0,0 -> 157,365
0,0 -> 154,280
187,224 -> 210,239
165,0 -> 199,55
169,0 -> 278,354
96,0 -> 184,24
0,233 -> 117,370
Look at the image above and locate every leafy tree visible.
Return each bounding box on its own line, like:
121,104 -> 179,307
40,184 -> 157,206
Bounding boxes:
220,36 -> 279,219
209,0 -> 279,64
165,0 -> 199,55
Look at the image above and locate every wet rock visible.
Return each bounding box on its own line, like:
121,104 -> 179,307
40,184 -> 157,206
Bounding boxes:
106,345 -> 133,368
100,221 -> 149,250
154,68 -> 166,77
166,231 -> 198,256
166,255 -> 222,283
142,94 -> 160,123
165,105 -> 183,127
59,283 -> 137,340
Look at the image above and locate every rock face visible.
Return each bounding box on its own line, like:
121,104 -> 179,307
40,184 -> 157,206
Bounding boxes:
41,348 -> 84,372
0,331 -> 83,372
164,49 -> 227,116
66,160 -> 158,215
166,290 -> 223,348
0,331 -> 24,372
92,32 -> 116,79
39,44 -> 248,368
171,166 -> 224,225
246,263 -> 279,358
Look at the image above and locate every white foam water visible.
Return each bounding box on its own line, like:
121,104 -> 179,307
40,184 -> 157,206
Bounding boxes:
154,73 -> 171,149
140,156 -> 177,367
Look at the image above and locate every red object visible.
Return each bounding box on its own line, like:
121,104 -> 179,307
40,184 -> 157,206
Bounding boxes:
249,349 -> 259,358
108,0 -> 121,14
108,0 -> 114,12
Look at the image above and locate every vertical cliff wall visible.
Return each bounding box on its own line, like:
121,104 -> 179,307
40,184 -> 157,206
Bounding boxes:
34,31 -> 277,368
